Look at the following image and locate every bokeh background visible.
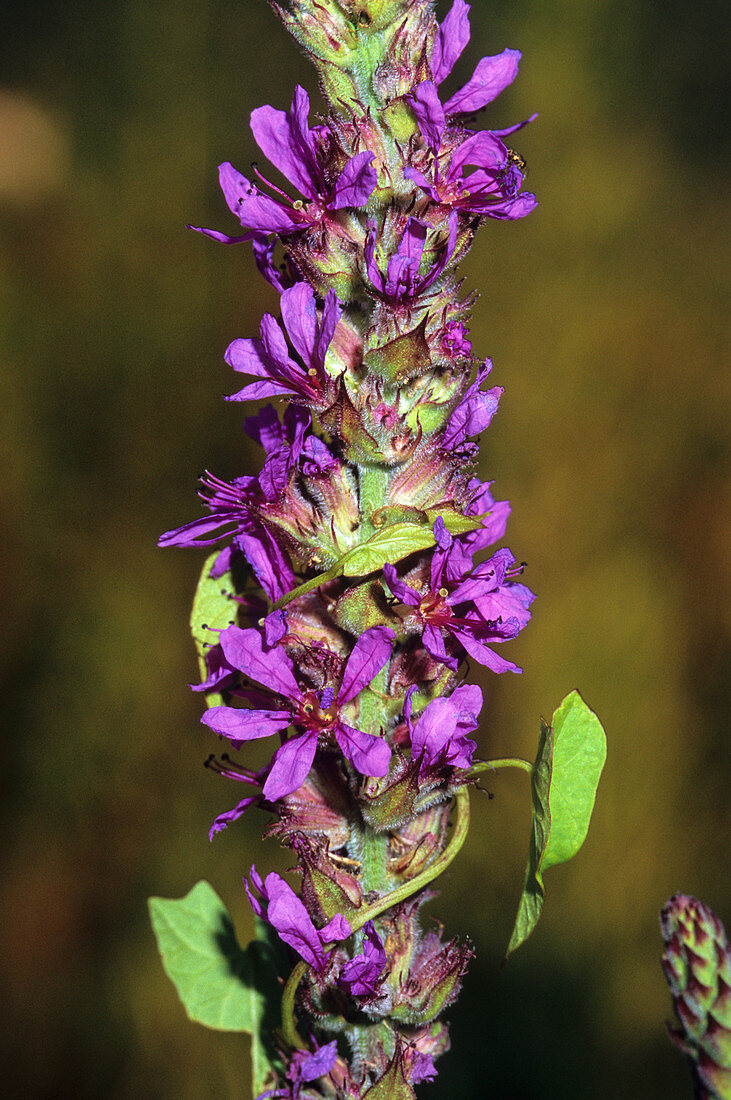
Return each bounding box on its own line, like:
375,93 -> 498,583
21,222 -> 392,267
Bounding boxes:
1,0 -> 728,1096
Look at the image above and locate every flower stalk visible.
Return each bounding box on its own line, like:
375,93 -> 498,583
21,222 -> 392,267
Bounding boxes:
150,2 -> 606,1097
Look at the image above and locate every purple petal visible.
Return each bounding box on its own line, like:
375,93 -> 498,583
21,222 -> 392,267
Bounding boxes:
244,404 -> 284,451
433,516 -> 452,551
418,212 -> 458,292
244,866 -> 265,918
335,723 -> 391,778
236,530 -> 295,603
209,545 -> 234,578
364,221 -> 385,294
423,623 -> 457,668
224,336 -> 272,378
226,378 -> 297,402
331,151 -> 377,208
385,218 -> 427,299
403,165 -> 440,202
443,49 -> 522,115
431,0 -> 471,85
251,235 -> 289,292
315,289 -> 342,369
383,563 -> 421,607
264,609 -> 288,647
264,869 -> 326,969
497,191 -> 538,220
339,625 -> 396,703
250,96 -> 316,200
201,705 -> 292,742
218,625 -> 300,699
236,195 -> 302,234
209,796 -> 258,840
451,624 -> 522,673
320,912 -> 352,942
281,282 -> 318,366
409,82 -> 446,149
338,920 -> 386,996
411,1052 -> 437,1083
297,1041 -> 338,1082
491,112 -> 538,137
263,731 -> 318,802
217,162 -> 298,233
443,384 -> 502,449
260,311 -> 297,372
218,161 -> 255,219
158,513 -> 243,548
449,683 -> 484,725
189,225 -> 251,245
411,697 -> 458,761
451,130 -> 507,173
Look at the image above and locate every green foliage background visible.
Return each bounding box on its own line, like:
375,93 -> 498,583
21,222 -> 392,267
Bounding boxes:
1,1 -> 727,1096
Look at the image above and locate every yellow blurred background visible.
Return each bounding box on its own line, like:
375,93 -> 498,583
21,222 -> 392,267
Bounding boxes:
1,1 -> 728,1096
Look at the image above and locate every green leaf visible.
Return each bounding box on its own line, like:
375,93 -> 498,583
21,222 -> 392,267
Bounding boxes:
505,690 -> 606,959
189,552 -> 237,705
424,508 -> 487,536
341,522 -> 436,576
149,880 -> 283,1096
272,521 -> 440,610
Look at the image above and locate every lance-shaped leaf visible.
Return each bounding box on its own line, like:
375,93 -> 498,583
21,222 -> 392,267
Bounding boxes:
505,690 -> 606,958
149,880 -> 284,1096
341,522 -> 436,576
189,551 -> 238,704
273,521 -> 441,609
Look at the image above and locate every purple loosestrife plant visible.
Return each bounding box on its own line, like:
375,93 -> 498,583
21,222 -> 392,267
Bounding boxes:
149,3 -> 606,1096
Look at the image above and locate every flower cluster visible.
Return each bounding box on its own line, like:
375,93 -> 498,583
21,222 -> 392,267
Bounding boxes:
163,1 -> 535,1094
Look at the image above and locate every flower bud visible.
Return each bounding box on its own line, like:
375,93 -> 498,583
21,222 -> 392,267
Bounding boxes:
661,894 -> 731,1099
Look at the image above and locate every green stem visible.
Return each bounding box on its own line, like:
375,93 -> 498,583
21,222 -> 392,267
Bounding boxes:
280,787 -> 471,1050
465,757 -> 533,779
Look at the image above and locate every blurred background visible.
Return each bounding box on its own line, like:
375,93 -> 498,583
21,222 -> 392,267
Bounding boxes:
1,0 -> 728,1096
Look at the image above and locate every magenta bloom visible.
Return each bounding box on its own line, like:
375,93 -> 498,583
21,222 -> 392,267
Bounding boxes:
384,519 -> 534,673
442,358 -> 503,454
158,405 -> 339,600
365,214 -> 457,304
192,85 -> 377,243
245,867 -> 351,971
404,683 -> 482,772
403,0 -> 537,220
202,624 -> 395,801
225,282 -> 342,405
338,920 -> 388,998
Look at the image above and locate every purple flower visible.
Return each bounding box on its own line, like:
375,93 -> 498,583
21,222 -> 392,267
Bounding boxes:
158,467 -> 296,602
402,1 -> 537,220
404,683 -> 482,772
191,86 -> 377,243
442,359 -> 503,453
338,921 -> 388,998
365,214 -> 458,304
285,1041 -> 338,1090
225,282 -> 342,405
442,320 -> 472,358
260,1041 -> 339,1100
429,0 -> 524,118
201,624 -> 395,801
245,867 -> 351,971
384,519 -> 534,673
405,132 -> 537,221
205,755 -> 268,840
409,1051 -> 437,1084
